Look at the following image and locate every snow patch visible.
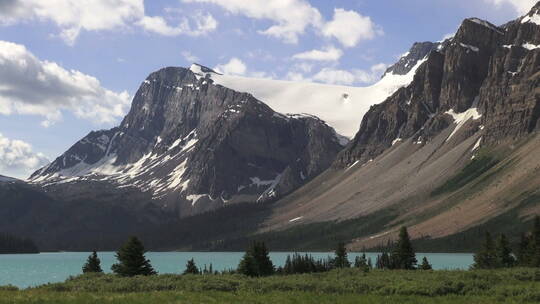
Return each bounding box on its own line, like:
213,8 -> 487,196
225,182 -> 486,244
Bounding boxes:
445,108 -> 482,141
187,194 -> 207,206
459,43 -> 479,52
522,43 -> 540,50
521,11 -> 540,25
289,216 -> 303,223
472,137 -> 482,151
468,18 -> 503,34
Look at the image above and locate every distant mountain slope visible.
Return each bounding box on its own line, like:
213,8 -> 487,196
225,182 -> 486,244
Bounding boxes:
262,3 -> 540,249
29,66 -> 347,217
0,175 -> 18,183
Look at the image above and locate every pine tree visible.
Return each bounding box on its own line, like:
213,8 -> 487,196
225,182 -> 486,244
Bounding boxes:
334,242 -> 351,268
237,251 -> 258,277
391,227 -> 417,269
111,236 -> 156,277
419,257 -> 432,270
530,215 -> 540,267
183,258 -> 200,274
495,234 -> 515,268
367,257 -> 373,269
237,241 -> 274,277
472,232 -> 496,269
517,233 -> 530,266
252,241 -> 274,276
82,251 -> 103,273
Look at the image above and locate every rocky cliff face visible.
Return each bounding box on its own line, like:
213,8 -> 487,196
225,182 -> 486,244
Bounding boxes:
383,41 -> 441,76
31,65 -> 346,217
336,5 -> 540,167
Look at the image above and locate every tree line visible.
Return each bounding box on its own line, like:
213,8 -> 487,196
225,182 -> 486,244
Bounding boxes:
80,217 -> 539,276
0,233 -> 39,254
473,215 -> 540,269
81,226 -> 435,277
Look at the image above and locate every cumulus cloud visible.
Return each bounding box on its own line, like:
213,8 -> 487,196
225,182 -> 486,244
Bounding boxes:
322,8 -> 382,48
484,0 -> 537,14
312,63 -> 388,85
214,57 -> 247,75
0,0 -> 217,45
138,12 -> 217,36
183,0 -> 381,47
214,58 -> 272,78
181,51 -> 199,63
0,133 -> 49,179
184,0 -> 323,43
292,45 -> 343,61
0,40 -> 131,127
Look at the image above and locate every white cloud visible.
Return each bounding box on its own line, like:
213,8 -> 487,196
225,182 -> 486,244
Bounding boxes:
312,63 -> 388,85
182,51 -> 199,63
214,57 -> 247,75
322,8 -> 382,48
0,0 -> 217,44
0,133 -> 49,179
138,12 -> 217,36
184,0 -> 322,44
0,40 -> 131,127
484,0 -> 537,14
183,0 -> 381,47
292,45 -> 343,61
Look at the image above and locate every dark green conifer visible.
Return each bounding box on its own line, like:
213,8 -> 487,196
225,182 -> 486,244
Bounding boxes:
183,258 -> 200,274
391,227 -> 417,269
82,251 -> 103,273
495,234 -> 515,268
419,257 -> 432,270
237,241 -> 274,277
472,232 -> 496,269
333,242 -> 351,268
111,236 -> 156,276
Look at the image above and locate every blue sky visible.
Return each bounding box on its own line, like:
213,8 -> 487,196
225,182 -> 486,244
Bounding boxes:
0,0 -> 535,178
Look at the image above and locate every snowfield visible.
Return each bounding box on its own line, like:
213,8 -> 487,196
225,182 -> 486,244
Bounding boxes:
190,58 -> 426,138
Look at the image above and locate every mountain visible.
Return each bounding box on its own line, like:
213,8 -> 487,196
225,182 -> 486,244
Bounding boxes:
0,175 -> 19,183
29,65 -> 348,217
258,4 -> 540,251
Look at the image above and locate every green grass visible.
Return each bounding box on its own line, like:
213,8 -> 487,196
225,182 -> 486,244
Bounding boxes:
1,268 -> 538,303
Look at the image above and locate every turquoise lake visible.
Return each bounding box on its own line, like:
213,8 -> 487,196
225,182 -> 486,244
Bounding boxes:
0,252 -> 474,288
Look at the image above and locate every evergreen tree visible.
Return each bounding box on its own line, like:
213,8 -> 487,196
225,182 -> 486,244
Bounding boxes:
529,216 -> 540,267
376,252 -> 391,269
82,251 -> 103,273
495,234 -> 515,268
354,253 -> 369,272
111,236 -> 156,277
252,241 -> 274,276
367,257 -> 373,269
237,251 -> 258,277
517,233 -> 530,266
391,227 -> 417,269
333,242 -> 351,268
472,232 -> 496,269
419,257 -> 432,270
183,258 -> 200,274
237,241 -> 274,277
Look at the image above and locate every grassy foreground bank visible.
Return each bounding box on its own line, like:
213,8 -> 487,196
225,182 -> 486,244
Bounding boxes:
1,268 -> 539,303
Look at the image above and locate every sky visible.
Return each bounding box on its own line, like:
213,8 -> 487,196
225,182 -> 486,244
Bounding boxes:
0,0 -> 536,179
